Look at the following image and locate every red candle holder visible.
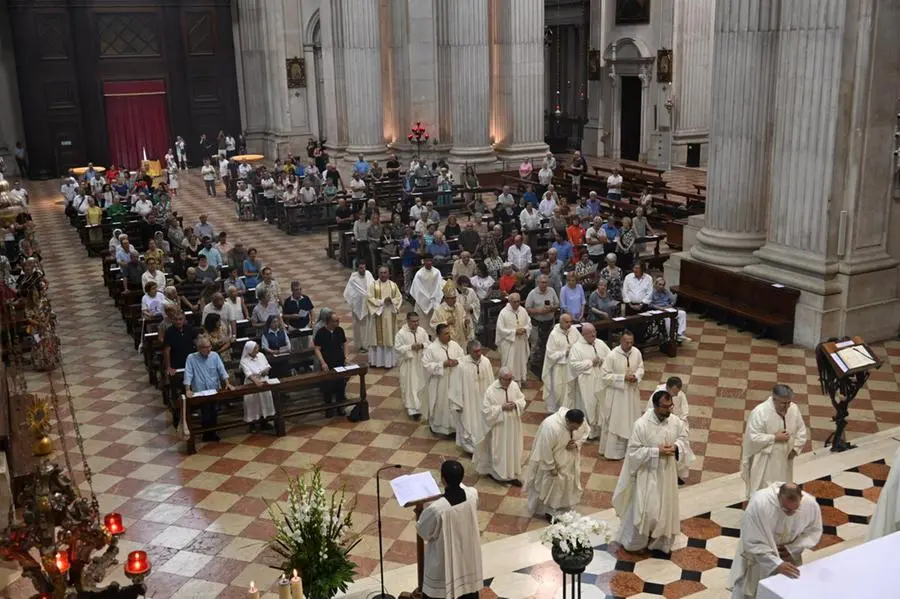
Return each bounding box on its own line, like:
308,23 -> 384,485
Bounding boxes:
54,550 -> 70,574
125,550 -> 151,577
104,512 -> 125,536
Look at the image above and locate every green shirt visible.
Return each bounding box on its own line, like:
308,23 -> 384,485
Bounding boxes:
106,203 -> 128,223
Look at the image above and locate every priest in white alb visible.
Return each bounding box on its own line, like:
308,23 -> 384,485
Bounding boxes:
410,253 -> 445,337
613,389 -> 693,553
599,331 -> 644,459
453,340 -> 494,453
524,408 -> 590,521
431,280 -> 472,348
422,323 -> 464,436
395,312 -> 430,419
474,367 -> 526,487
728,482 -> 822,599
541,313 -> 581,412
343,260 -> 374,353
646,376 -> 691,481
568,323 -> 610,440
495,293 -> 532,386
867,445 -> 900,541
418,460 -> 484,599
366,266 -> 403,367
740,384 -> 808,497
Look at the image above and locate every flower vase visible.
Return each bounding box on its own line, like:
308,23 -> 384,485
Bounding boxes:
551,545 -> 594,575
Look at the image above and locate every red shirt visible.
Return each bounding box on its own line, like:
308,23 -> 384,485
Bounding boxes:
499,274 -> 518,294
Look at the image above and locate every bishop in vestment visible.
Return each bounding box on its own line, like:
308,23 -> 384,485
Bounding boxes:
541,314 -> 581,412
728,482 -> 822,599
567,323 -> 610,439
599,331 -> 644,459
431,280 -> 472,348
474,367 -> 526,486
366,266 -> 403,368
867,444 -> 900,540
613,390 -> 693,553
524,408 -> 590,521
453,340 -> 494,453
422,323 -> 465,436
645,376 -> 691,481
495,293 -> 532,386
342,261 -> 374,352
740,384 -> 808,498
395,312 -> 430,418
410,253 -> 444,337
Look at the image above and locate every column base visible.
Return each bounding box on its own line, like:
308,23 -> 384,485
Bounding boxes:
582,123 -> 607,158
690,228 -> 767,270
344,145 -> 389,162
493,141 -> 549,164
245,131 -> 303,161
447,146 -> 496,177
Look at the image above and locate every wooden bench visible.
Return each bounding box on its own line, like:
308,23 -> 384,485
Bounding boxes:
664,220 -> 685,251
672,259 -> 800,344
589,309 -> 678,357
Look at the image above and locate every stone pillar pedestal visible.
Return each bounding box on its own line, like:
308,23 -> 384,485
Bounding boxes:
341,0 -> 387,159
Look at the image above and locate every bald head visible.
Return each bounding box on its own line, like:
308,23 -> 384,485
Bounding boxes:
581,322 -> 596,341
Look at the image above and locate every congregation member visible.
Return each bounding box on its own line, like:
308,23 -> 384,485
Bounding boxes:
588,280 -> 620,319
541,313 -> 580,412
342,260 -> 374,353
251,290 -> 281,328
282,281 -> 314,331
474,366 -> 525,486
239,341 -> 275,432
141,282 -> 166,319
409,253 -> 444,337
453,340 -> 494,453
613,389 -> 692,553
455,276 -> 480,330
524,408 -> 589,521
622,263 -> 653,312
559,271 -> 586,322
194,255 -> 217,284
201,292 -> 237,336
458,221 -> 481,255
395,312 -> 429,419
647,376 -> 691,482
431,280 -> 471,348
422,323 -> 464,436
740,384 -> 808,497
451,251 -> 476,280
599,331 -> 644,459
194,214 -> 216,241
366,266 -> 403,367
867,444 -> 900,540
312,311 -> 350,417
417,460 -> 483,599
525,273 -> 559,352
585,217 -> 607,265
538,184 -> 559,217
183,336 -> 233,442
495,293 -> 532,387
506,235 -> 532,272
650,277 -> 691,343
607,169 -> 623,200
728,483 -> 822,599
568,323 -> 610,439
598,253 -> 624,301
141,257 -> 167,291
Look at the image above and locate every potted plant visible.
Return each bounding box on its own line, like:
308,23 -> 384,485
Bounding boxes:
540,511 -> 611,574
268,468 -> 362,599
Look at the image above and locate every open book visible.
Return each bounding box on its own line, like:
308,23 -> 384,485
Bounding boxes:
390,471 -> 441,507
836,345 -> 875,370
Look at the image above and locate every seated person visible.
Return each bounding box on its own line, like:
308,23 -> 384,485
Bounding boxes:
203,292 -> 237,337
222,266 -> 247,296
443,214 -> 461,238
251,289 -> 281,328
141,257 -> 167,291
144,239 -> 165,265
498,263 -> 520,296
470,262 -> 496,300
194,254 -> 217,284
588,280 -> 620,320
649,276 -> 692,343
202,313 -> 233,354
141,281 -> 167,319
622,262 -> 653,312
451,251 -> 476,280
426,231 -> 451,260
261,314 -> 292,377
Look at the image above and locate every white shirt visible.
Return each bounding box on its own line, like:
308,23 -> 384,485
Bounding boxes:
586,226 -> 606,256
133,200 -> 153,217
142,269 -> 167,291
10,188 -> 28,205
61,182 -> 77,204
219,160 -> 230,177
538,167 -> 554,185
238,163 -> 252,179
350,178 -> 367,200
507,243 -> 532,272
300,187 -> 317,205
225,136 -> 236,151
538,197 -> 557,218
236,187 -> 253,203
410,203 -> 425,222
519,208 -> 542,231
260,177 -> 275,198
622,273 -> 653,304
201,165 -> 216,181
72,195 -> 88,215
607,174 -> 623,191
497,193 -> 515,208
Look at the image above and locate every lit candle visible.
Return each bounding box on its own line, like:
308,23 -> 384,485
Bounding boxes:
54,551 -> 70,574
125,550 -> 150,576
278,573 -> 291,599
248,581 -> 260,599
290,569 -> 304,599
104,512 -> 125,535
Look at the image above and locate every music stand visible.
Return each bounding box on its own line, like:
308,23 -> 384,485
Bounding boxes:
816,336 -> 883,452
373,464 -> 401,599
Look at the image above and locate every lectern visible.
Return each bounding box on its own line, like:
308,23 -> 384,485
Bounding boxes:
815,336 -> 883,452
389,472 -> 441,599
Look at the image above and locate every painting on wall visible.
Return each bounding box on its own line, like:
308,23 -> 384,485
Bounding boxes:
657,48 -> 672,83
286,57 -> 306,88
588,50 -> 603,81
615,0 -> 651,25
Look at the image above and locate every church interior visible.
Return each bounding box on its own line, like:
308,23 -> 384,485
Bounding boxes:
0,0 -> 899,598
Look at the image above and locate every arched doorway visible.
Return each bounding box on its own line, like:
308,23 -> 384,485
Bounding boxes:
312,18 -> 325,140
603,38 -> 654,162
304,11 -> 326,143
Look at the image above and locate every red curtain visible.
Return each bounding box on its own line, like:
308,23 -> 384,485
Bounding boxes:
104,80 -> 171,169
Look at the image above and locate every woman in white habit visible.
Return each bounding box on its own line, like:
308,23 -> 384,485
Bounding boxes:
239,341 -> 276,432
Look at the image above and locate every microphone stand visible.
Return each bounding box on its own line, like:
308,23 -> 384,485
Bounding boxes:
374,464 -> 402,599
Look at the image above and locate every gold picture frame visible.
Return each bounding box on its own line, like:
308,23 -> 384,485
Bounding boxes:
286,57 -> 306,88
657,49 -> 672,83
588,50 -> 603,81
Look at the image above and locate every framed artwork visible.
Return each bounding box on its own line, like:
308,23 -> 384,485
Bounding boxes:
615,0 -> 651,25
588,50 -> 603,81
657,48 -> 672,83
286,57 -> 306,88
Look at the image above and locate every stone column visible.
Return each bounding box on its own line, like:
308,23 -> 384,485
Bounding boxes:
491,0 -> 548,162
582,0 -> 607,157
690,0 -> 780,268
341,0 -> 387,158
320,0 -> 348,154
745,0 -> 900,345
445,0 -> 494,167
672,0 -> 714,164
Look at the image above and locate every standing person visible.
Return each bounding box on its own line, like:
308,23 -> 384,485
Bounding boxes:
524,408 -> 590,521
239,341 -> 276,432
417,460 -> 484,599
201,159 -> 217,196
431,281 -> 471,348
559,271 -> 586,322
409,253 -> 444,337
395,312 -> 429,419
474,367 -> 525,486
867,444 -> 900,540
649,277 -> 692,343
218,155 -> 231,193
422,323 -> 464,436
342,260 -> 375,353
728,483 -> 822,599
525,274 -> 560,372
568,323 -> 610,439
613,390 -> 693,553
183,336 -> 233,442
599,331 -> 644,460
282,280 -> 315,350
312,311 -> 350,417
175,136 -> 188,170
647,376 -> 691,482
453,340 -> 494,453
740,384 -> 808,497
570,150 -> 587,193
496,293 -> 532,387
13,141 -> 28,178
366,266 -> 402,367
541,313 -> 580,413
225,133 -> 236,157
607,169 -> 623,201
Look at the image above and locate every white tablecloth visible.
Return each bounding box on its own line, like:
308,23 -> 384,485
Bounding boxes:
757,531 -> 899,599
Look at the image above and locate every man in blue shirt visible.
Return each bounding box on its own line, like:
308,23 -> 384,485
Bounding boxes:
523,183 -> 538,207
551,231 -> 573,265
587,191 -> 603,217
354,154 -> 371,177
426,231 -> 451,259
199,237 -> 224,269
401,233 -> 421,292
601,219 -> 619,242
184,336 -> 232,442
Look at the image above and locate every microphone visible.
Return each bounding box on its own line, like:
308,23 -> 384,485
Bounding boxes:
377,464 -> 402,474
374,464 -> 403,599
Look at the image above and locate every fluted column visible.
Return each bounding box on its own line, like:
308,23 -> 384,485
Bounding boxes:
320,0 -> 348,153
674,0 -> 714,136
690,0 -> 779,268
445,0 -> 494,165
492,0 -> 548,161
341,0 -> 387,157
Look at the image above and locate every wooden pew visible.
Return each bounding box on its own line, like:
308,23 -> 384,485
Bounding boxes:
664,220 -> 685,251
590,310 -> 678,357
672,260 -> 800,344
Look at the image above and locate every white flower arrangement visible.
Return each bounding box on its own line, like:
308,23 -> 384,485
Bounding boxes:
540,511 -> 611,555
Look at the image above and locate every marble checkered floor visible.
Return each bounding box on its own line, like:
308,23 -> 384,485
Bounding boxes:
2,170 -> 899,598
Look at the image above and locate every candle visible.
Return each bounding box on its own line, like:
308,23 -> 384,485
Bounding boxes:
54,551 -> 70,574
278,573 -> 291,599
104,512 -> 125,535
125,550 -> 150,576
248,581 -> 260,599
290,569 -> 304,599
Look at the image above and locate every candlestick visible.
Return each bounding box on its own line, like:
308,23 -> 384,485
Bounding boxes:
290,569 -> 304,599
104,512 -> 125,535
278,573 -> 291,599
248,581 -> 260,599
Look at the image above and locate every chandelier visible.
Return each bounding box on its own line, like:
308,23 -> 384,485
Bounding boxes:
407,121 -> 429,162
0,260 -> 150,598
